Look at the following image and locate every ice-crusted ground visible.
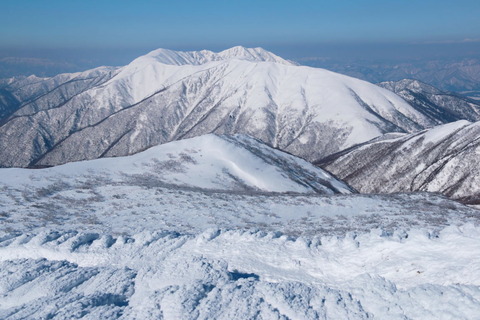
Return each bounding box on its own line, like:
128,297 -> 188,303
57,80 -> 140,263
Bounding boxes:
1,171 -> 480,318
1,138 -> 480,319
2,223 -> 480,319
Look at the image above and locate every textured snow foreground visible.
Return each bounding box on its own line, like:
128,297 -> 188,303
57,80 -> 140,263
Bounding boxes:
2,223 -> 480,320
1,139 -> 480,319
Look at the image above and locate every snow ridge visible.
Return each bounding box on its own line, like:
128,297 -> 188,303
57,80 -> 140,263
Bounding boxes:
317,120 -> 480,204
0,134 -> 353,195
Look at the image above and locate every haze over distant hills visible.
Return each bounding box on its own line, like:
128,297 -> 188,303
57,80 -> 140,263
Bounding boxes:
298,57 -> 480,99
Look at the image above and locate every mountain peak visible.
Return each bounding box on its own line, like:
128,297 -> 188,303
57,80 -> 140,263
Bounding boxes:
218,46 -> 292,65
140,46 -> 293,66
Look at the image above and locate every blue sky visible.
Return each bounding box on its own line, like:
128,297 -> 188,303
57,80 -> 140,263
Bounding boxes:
0,0 -> 479,74
2,0 -> 480,49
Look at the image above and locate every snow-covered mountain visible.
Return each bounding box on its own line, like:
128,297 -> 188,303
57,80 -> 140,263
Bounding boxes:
0,67 -> 119,122
0,46 -> 457,168
0,134 -> 353,195
317,120 -> 480,204
378,79 -> 480,122
142,46 -> 294,66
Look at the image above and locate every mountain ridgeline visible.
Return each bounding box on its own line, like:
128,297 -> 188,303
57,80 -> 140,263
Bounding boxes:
0,46 -> 470,168
316,120 -> 480,204
378,79 -> 480,123
0,134 -> 354,195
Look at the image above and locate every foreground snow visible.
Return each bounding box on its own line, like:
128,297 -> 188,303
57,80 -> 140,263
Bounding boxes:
1,139 -> 480,319
1,167 -> 480,318
1,224 -> 480,319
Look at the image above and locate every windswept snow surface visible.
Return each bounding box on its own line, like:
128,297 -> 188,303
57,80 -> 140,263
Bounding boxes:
2,224 -> 480,320
1,149 -> 480,318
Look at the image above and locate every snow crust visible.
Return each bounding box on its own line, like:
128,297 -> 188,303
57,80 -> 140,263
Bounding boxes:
1,216 -> 480,319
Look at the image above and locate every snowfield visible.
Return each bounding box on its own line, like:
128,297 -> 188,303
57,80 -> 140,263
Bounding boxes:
0,134 -> 353,195
1,138 -> 480,318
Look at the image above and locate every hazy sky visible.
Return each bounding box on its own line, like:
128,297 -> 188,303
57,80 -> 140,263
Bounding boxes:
1,0 -> 480,72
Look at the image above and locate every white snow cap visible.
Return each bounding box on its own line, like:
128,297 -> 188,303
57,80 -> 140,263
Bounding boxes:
143,46 -> 294,66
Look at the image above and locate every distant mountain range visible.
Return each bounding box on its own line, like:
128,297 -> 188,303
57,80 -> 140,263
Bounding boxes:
297,57 -> 480,98
0,46 -> 450,168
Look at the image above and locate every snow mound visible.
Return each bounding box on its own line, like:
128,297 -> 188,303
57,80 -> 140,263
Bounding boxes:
0,134 -> 353,194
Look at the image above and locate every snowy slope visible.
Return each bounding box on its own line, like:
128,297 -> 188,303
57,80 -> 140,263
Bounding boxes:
0,67 -> 119,121
379,79 -> 480,122
1,160 -> 480,318
0,46 -> 452,167
0,134 -> 352,194
317,120 -> 480,204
